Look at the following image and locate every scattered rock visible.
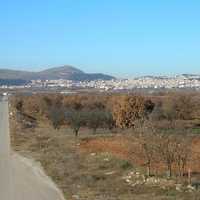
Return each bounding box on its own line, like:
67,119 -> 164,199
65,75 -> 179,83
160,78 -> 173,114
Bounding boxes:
187,184 -> 196,192
175,184 -> 183,192
72,194 -> 80,200
105,171 -> 116,175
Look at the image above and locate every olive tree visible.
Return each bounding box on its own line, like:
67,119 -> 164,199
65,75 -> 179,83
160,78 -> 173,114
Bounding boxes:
65,109 -> 87,137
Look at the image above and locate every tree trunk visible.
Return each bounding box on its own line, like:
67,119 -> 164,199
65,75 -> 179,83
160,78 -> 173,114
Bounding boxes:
147,165 -> 151,177
188,168 -> 191,185
167,163 -> 172,178
74,129 -> 79,137
93,128 -> 97,134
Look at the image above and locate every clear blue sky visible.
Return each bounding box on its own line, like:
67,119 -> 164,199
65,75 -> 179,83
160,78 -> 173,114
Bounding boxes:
0,0 -> 200,77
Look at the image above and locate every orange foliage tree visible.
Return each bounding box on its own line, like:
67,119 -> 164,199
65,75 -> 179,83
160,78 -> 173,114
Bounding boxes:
112,95 -> 154,129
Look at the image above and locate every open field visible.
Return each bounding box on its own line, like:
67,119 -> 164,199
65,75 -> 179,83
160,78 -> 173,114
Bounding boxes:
9,93 -> 200,200
11,123 -> 200,200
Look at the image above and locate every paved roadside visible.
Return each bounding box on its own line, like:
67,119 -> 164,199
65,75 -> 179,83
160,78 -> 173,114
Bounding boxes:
0,99 -> 66,200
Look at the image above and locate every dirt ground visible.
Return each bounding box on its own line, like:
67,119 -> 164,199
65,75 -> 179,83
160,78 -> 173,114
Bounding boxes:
10,122 -> 200,200
80,135 -> 200,174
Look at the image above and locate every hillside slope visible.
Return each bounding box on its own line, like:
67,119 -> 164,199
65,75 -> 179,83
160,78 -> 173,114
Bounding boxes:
0,65 -> 115,82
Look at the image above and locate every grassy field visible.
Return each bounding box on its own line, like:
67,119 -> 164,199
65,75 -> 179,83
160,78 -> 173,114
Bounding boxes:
10,120 -> 200,200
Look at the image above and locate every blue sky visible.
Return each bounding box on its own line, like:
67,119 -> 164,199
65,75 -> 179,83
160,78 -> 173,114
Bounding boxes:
0,0 -> 200,77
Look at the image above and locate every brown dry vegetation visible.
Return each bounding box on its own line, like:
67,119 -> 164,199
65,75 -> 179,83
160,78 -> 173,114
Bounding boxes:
80,135 -> 200,177
10,125 -> 200,200
9,92 -> 200,200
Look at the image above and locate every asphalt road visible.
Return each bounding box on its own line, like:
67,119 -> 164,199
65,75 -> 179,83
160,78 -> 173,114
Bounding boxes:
0,99 -> 65,200
0,98 -> 13,200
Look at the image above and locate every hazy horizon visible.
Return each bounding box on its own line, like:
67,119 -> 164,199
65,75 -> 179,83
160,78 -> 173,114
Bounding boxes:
0,65 -> 199,79
1,1 -> 200,76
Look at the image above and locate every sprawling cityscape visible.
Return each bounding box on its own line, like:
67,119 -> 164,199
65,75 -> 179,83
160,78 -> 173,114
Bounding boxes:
1,74 -> 200,91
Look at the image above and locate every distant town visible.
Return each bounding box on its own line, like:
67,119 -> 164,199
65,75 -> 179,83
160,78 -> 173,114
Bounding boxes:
1,74 -> 200,92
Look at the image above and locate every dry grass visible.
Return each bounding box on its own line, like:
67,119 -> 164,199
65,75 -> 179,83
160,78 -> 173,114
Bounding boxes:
80,134 -> 200,175
10,121 -> 200,200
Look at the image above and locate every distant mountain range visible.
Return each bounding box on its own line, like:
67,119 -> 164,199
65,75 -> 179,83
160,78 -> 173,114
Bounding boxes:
0,65 -> 115,85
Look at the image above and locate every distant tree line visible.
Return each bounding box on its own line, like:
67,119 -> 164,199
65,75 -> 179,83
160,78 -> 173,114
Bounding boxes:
11,92 -> 199,136
12,94 -> 155,135
0,79 -> 30,86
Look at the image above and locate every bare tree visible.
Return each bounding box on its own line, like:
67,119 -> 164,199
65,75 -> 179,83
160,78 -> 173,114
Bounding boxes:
135,119 -> 157,177
174,135 -> 192,178
157,134 -> 179,178
156,132 -> 192,179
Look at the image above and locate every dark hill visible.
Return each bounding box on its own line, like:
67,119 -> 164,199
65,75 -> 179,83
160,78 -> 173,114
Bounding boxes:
0,65 -> 115,85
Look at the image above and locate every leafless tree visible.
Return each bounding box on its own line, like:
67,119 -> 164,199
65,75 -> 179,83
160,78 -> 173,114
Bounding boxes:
157,134 -> 178,177
135,119 -> 157,176
174,135 -> 192,178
